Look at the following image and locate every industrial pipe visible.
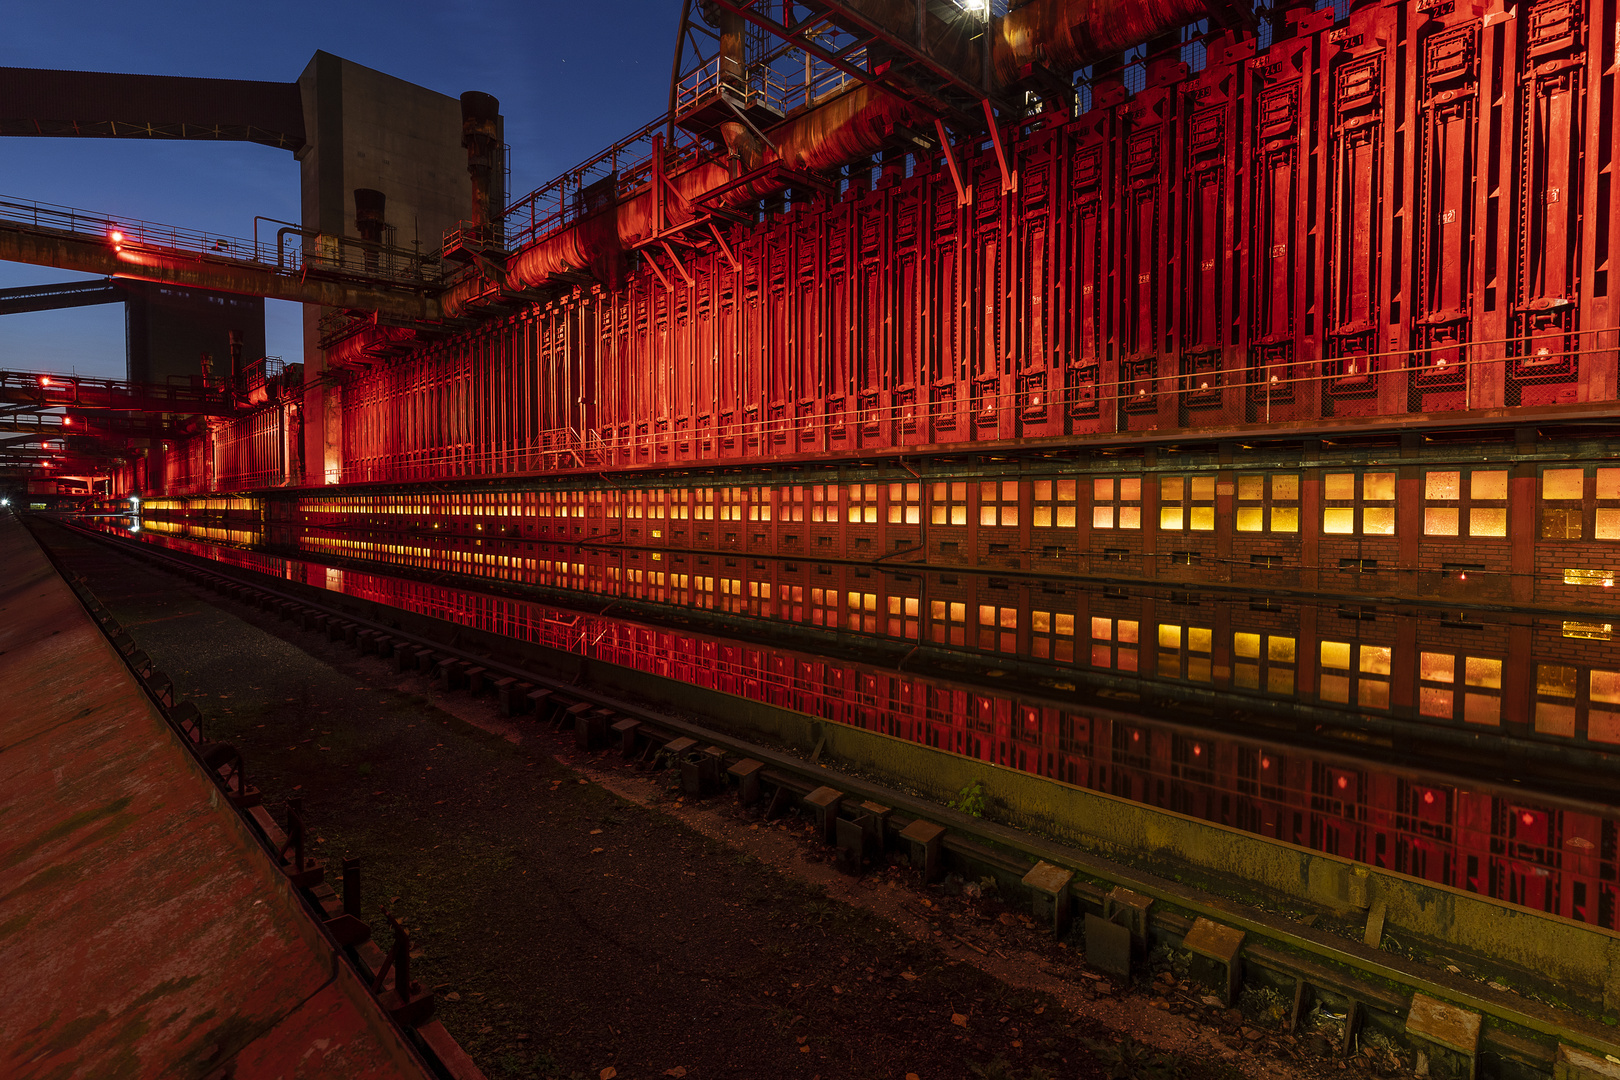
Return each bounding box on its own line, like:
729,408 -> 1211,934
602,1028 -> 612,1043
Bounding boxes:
460,91 -> 502,233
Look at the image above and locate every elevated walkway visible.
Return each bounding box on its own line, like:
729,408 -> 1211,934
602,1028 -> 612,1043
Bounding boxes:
0,510 -> 432,1080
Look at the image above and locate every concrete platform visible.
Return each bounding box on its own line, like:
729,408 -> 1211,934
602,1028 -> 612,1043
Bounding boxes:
0,513 -> 430,1080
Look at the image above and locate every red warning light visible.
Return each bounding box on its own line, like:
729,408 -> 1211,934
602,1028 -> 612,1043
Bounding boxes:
1337,776 -> 1349,789
1423,791 -> 1435,805
1261,756 -> 1271,770
40,376 -> 52,386
109,230 -> 123,245
1521,812 -> 1536,826
1192,744 -> 1202,757
1131,731 -> 1140,742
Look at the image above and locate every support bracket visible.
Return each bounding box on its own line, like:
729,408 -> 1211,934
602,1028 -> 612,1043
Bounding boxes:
933,119 -> 972,208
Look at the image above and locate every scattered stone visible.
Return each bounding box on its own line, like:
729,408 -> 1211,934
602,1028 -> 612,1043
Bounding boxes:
445,992 -> 461,1001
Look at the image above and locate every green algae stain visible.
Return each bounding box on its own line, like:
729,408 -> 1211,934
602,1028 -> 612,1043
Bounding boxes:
41,1010 -> 110,1059
2,796 -> 135,869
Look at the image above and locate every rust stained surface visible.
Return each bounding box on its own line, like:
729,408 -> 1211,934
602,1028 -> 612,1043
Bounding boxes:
0,514 -> 429,1080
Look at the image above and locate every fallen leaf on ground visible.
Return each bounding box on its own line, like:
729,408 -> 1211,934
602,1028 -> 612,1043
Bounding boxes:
600,1069 -> 617,1080
664,1070 -> 687,1078
901,971 -> 918,981
952,1013 -> 968,1028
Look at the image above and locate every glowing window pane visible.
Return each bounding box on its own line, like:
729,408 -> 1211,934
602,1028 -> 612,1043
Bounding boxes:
1120,479 -> 1142,501
1235,663 -> 1260,689
1234,632 -> 1261,659
932,482 -> 948,502
1321,674 -> 1351,703
1264,506 -> 1296,533
1094,478 -> 1114,501
1091,617 -> 1112,640
1360,645 -> 1392,675
980,505 -> 998,526
1162,476 -> 1184,501
950,505 -> 967,526
1543,469 -> 1584,500
1190,507 -> 1215,531
1119,507 -> 1141,529
1091,643 -> 1112,666
1321,641 -> 1352,669
1324,507 -> 1355,534
1537,664 -> 1577,697
1565,568 -> 1616,586
1365,473 -> 1396,500
1463,694 -> 1500,725
1471,470 -> 1508,500
1159,624 -> 1182,649
1002,506 -> 1018,527
1188,658 -> 1212,682
951,483 -> 967,501
1593,670 -> 1620,705
1425,508 -> 1460,536
1590,711 -> 1620,744
1237,475 -> 1265,500
1118,621 -> 1139,644
1469,508 -> 1507,538
1093,505 -> 1115,528
1033,480 -> 1052,501
1535,702 -> 1576,736
1002,482 -> 1017,501
1268,669 -> 1295,694
1057,480 -> 1076,500
950,602 -> 965,621
1272,475 -> 1299,500
1268,636 -> 1296,663
1324,473 -> 1355,500
1420,652 -> 1455,683
979,481 -> 996,502
1055,614 -> 1073,635
1598,469 -> 1620,500
1425,471 -> 1460,500
1595,509 -> 1620,540
1158,652 -> 1182,678
1056,506 -> 1076,528
1360,680 -> 1390,708
978,605 -> 996,626
1032,610 -> 1050,633
1160,507 -> 1185,530
1420,687 -> 1453,717
1188,628 -> 1212,653
1190,477 -> 1216,501
1364,507 -> 1395,535
1465,656 -> 1502,689
999,608 -> 1017,630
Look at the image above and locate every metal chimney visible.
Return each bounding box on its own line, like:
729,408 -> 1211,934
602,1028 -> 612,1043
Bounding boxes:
459,92 -> 501,239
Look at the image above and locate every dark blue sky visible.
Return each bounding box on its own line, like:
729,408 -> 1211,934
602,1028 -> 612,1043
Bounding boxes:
0,1 -> 677,379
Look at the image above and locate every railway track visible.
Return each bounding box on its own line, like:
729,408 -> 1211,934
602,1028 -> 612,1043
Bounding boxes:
38,517 -> 1620,1080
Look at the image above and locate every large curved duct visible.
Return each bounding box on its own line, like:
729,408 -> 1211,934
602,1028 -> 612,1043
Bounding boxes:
992,0 -> 1219,85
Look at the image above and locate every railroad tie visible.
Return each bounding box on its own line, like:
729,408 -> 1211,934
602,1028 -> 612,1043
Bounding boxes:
464,667 -> 489,695
611,718 -> 642,758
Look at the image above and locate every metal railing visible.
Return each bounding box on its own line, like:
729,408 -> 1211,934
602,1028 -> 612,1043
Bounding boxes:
336,328 -> 1620,484
0,194 -> 444,291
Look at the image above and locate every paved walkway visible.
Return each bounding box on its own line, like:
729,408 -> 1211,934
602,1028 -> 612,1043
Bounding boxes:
0,512 -> 430,1080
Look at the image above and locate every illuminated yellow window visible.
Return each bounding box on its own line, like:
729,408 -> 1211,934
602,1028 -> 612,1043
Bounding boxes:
886,483 -> 920,525
978,481 -> 1019,527
978,604 -> 1018,652
1235,473 -> 1301,533
930,599 -> 967,646
1030,609 -> 1075,661
1032,479 -> 1078,528
1565,568 -> 1617,587
886,595 -> 920,639
1092,477 -> 1143,529
847,484 -> 879,524
1158,476 -> 1214,531
1324,472 -> 1394,535
1595,468 -> 1620,540
1591,671 -> 1620,744
1533,663 -> 1577,736
847,590 -> 878,632
930,482 -> 968,526
1090,617 -> 1139,672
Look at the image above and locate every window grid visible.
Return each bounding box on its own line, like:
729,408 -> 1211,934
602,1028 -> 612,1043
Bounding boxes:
1322,472 -> 1396,536
1092,477 -> 1143,529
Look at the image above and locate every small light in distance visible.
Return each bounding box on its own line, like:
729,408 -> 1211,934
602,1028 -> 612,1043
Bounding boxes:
40,376 -> 52,386
109,229 -> 124,250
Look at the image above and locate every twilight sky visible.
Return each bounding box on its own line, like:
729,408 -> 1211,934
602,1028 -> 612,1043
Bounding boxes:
0,0 -> 676,379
